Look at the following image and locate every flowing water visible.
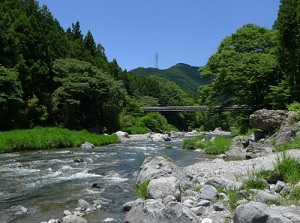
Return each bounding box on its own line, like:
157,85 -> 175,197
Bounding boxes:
0,138 -> 209,223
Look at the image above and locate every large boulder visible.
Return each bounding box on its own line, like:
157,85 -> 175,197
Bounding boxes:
147,176 -> 181,201
233,202 -> 300,223
249,109 -> 287,132
136,156 -> 191,186
276,111 -> 300,146
124,200 -> 201,223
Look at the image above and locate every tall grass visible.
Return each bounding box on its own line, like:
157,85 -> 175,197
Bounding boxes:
0,127 -> 119,153
276,134 -> 300,152
133,179 -> 151,200
182,135 -> 232,155
274,153 -> 300,184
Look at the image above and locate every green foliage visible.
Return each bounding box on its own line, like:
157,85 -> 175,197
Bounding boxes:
182,135 -> 207,150
73,156 -> 83,162
242,171 -> 267,190
131,63 -> 211,95
182,135 -> 232,155
275,0 -> 300,104
205,136 -> 232,155
0,66 -> 24,130
287,102 -> 300,112
199,24 -> 278,109
133,179 -> 151,200
52,58 -> 126,132
274,153 -> 300,184
0,127 -> 119,153
225,189 -> 238,209
276,134 -> 300,152
124,126 -> 150,134
137,112 -> 177,132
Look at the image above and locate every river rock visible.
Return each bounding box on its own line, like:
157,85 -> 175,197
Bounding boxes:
136,156 -> 191,186
147,176 -> 181,201
276,111 -> 300,146
80,142 -> 95,149
148,133 -> 171,141
233,202 -> 300,223
196,185 -> 219,201
124,200 -> 201,223
62,215 -> 87,223
249,109 -> 287,132
123,198 -> 143,212
255,190 -> 279,204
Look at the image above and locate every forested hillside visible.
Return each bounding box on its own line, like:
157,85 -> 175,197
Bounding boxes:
131,63 -> 211,95
0,0 -> 197,133
1,0 -> 299,134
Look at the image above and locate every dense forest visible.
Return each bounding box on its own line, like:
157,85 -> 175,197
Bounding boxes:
0,0 -> 299,133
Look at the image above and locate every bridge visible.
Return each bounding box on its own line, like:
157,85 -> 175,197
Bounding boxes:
141,105 -> 254,112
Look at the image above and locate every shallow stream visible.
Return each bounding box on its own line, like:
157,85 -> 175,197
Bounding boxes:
0,138 -> 210,223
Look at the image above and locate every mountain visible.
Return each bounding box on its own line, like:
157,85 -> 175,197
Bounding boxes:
130,63 -> 211,95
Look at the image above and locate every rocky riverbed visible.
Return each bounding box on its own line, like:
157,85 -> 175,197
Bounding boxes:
5,109 -> 300,222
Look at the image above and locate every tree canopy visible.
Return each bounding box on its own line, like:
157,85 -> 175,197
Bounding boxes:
198,24 -> 278,109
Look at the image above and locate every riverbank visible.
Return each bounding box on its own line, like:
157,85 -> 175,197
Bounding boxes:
0,127 -> 119,153
116,128 -> 231,143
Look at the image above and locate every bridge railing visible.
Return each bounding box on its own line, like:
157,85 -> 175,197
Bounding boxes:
141,105 -> 254,112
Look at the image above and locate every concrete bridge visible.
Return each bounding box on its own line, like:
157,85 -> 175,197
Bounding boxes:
141,105 -> 254,112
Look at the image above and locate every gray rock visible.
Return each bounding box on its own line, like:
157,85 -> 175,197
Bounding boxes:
201,219 -> 213,223
213,202 -> 224,211
233,202 -> 294,223
255,190 -> 279,204
147,176 -> 181,201
195,200 -> 210,207
272,206 -> 300,222
249,109 -> 287,132
48,220 -> 60,223
276,112 -> 299,146
196,185 -> 218,201
62,215 -> 87,223
63,210 -> 72,216
48,219 -> 60,223
163,195 -> 177,205
123,198 -> 143,212
205,176 -> 233,188
149,133 -> 171,142
124,200 -> 201,223
191,206 -> 206,216
80,141 -> 95,149
182,199 -> 194,208
275,180 -> 286,193
137,156 -> 190,186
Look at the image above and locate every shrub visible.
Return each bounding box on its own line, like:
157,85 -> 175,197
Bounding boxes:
137,113 -> 168,132
182,135 -> 207,150
205,136 -> 232,155
182,135 -> 232,155
287,102 -> 300,112
242,171 -> 267,191
133,179 -> 151,200
274,153 -> 300,184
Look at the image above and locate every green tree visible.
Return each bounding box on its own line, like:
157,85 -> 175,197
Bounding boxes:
52,58 -> 126,132
274,0 -> 300,104
199,24 -> 279,108
0,66 -> 24,130
84,30 -> 97,57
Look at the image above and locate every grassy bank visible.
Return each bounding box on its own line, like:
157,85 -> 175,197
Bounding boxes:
0,127 -> 120,153
182,135 -> 232,155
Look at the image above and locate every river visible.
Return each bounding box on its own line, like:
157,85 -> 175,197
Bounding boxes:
0,138 -> 211,223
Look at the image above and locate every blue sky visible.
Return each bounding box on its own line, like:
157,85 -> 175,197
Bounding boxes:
38,0 -> 280,71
